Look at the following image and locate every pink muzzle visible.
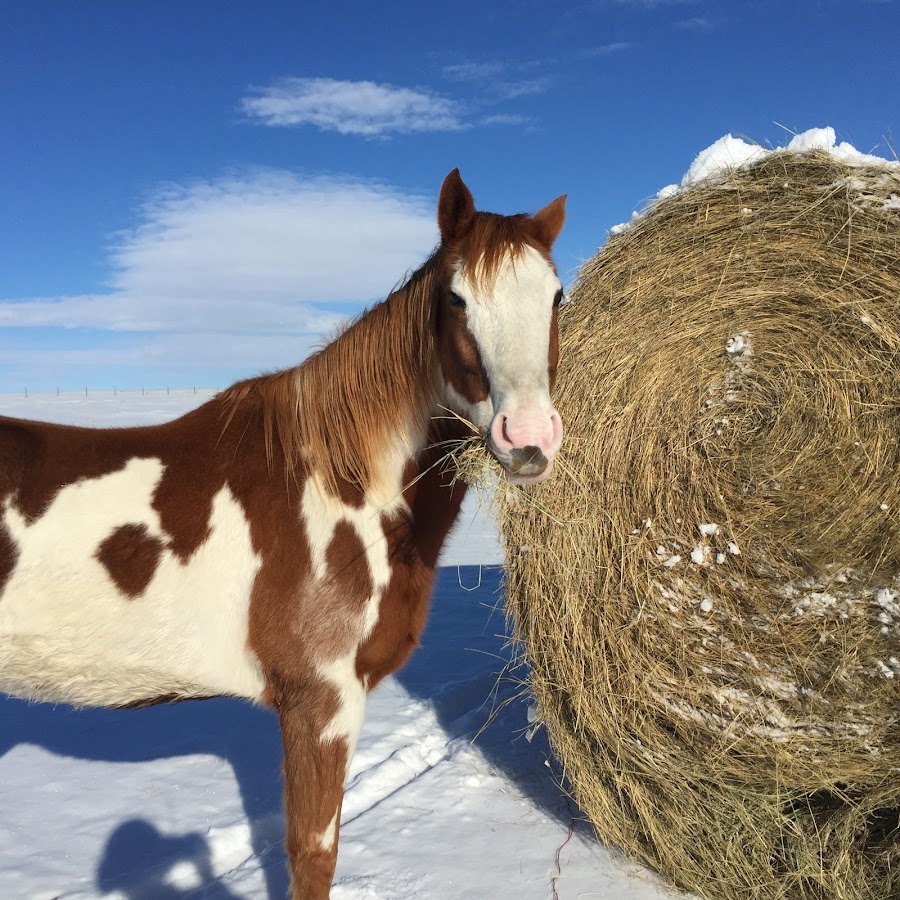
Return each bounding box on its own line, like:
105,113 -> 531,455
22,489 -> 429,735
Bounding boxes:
487,407 -> 563,482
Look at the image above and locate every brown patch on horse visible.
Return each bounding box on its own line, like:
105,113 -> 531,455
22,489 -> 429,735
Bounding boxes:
219,393 -> 319,691
326,521 -> 373,601
549,305 -> 560,390
152,464 -> 221,562
0,417 -> 144,523
269,519 -> 378,664
96,523 -> 165,599
0,521 -> 18,597
0,417 -> 23,593
355,512 -> 433,690
435,303 -> 490,405
356,422 -> 470,690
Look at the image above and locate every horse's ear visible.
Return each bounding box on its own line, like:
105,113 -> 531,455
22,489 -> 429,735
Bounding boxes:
532,194 -> 567,248
438,168 -> 476,243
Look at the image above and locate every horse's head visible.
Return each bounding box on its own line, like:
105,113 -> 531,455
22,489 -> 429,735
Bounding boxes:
434,169 -> 566,483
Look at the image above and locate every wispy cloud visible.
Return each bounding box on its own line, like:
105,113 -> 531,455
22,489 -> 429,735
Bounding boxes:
611,0 -> 697,6
0,172 -> 440,386
480,113 -> 532,127
674,15 -> 713,29
489,77 -> 553,100
241,77 -> 465,136
575,41 -> 638,58
442,61 -> 506,82
439,58 -> 555,111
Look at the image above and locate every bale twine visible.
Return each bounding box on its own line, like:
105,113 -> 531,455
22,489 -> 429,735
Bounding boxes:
475,149 -> 900,899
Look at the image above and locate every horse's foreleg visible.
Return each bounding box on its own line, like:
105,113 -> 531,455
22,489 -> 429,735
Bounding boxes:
276,671 -> 366,900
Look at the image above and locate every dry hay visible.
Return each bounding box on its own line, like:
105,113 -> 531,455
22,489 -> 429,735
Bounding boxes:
459,149 -> 900,899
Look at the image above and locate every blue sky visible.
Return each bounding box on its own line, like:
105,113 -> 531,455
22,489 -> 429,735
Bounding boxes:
1,0 -> 897,392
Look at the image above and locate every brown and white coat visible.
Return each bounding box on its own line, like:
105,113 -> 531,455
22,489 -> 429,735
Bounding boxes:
0,170 -> 565,899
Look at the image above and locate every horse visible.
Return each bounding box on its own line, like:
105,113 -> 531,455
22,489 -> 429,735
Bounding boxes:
0,169 -> 566,899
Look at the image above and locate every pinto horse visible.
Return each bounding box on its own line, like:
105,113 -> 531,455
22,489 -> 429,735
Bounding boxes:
0,170 -> 565,899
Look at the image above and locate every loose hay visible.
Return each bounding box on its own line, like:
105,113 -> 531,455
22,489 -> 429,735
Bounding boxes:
460,149 -> 900,899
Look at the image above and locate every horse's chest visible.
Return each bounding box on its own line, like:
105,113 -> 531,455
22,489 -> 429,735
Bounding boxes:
294,481 -> 436,689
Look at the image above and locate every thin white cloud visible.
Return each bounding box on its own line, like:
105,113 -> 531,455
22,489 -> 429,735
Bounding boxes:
674,16 -> 713,29
1,172 -> 438,332
481,113 -> 532,127
437,59 -> 552,128
0,172 -> 441,385
241,77 -> 465,136
612,0 -> 697,6
442,61 -> 506,82
490,78 -> 553,100
575,42 -> 638,58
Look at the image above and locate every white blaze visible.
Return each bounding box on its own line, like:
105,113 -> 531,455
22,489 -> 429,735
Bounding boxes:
446,243 -> 560,432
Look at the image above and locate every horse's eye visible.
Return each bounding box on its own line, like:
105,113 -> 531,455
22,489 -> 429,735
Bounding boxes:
553,289 -> 565,308
449,292 -> 466,309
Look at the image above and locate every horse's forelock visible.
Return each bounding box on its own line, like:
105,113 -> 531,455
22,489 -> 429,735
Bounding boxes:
450,211 -> 550,293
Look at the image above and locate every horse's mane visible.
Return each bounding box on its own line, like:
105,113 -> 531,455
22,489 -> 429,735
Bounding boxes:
221,255 -> 441,496
220,210 -> 543,497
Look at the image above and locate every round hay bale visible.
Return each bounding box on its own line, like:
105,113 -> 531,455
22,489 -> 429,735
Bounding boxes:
499,149 -> 900,899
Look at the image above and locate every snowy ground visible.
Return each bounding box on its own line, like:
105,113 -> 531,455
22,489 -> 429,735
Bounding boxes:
0,391 -> 681,900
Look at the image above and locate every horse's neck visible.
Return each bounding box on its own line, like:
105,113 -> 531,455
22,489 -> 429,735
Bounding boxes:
294,270 -> 441,508
399,419 -> 472,570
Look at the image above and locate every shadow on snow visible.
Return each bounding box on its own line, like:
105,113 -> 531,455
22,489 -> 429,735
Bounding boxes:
0,565 -> 582,898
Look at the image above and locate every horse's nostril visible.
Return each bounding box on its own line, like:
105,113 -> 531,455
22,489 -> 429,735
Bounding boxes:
501,416 -> 511,446
509,445 -> 548,476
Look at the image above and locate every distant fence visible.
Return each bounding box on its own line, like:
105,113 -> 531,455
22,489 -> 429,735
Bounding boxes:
14,386 -> 219,398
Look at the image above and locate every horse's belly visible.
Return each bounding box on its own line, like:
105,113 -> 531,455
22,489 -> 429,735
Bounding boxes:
0,460 -> 266,707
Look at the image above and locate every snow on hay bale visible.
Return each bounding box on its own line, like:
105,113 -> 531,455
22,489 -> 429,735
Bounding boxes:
461,130 -> 900,899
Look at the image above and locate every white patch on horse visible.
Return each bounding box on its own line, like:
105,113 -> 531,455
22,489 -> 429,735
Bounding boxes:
446,244 -> 561,431
301,481 -> 339,581
0,458 -> 266,706
368,416 -> 431,511
441,382 -> 494,433
317,650 -> 366,757
318,810 -> 340,853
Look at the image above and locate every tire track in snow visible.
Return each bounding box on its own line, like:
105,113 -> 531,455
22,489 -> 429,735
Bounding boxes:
341,730 -> 461,827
